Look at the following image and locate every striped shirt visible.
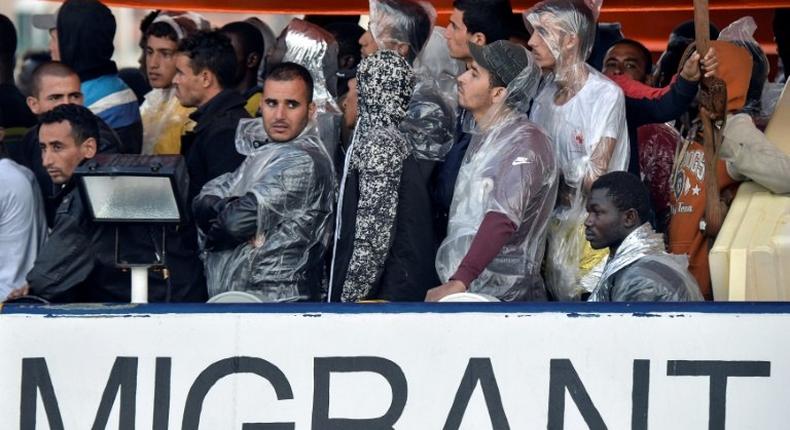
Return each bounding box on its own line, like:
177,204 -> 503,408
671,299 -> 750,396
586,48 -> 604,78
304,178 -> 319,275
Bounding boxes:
82,75 -> 141,129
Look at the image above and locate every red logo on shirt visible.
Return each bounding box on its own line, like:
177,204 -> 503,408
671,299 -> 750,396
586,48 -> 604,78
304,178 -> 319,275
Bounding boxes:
574,131 -> 584,146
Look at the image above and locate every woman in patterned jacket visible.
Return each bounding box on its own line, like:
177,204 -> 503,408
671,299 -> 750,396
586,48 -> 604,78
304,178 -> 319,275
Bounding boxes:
329,49 -> 440,302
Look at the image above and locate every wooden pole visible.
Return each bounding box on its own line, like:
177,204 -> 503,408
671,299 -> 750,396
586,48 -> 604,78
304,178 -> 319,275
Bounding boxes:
694,0 -> 725,237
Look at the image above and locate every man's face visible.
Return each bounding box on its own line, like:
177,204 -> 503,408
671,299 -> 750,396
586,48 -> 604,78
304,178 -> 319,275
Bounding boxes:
603,43 -> 649,82
39,121 -> 96,185
145,35 -> 179,89
446,8 -> 472,60
49,29 -> 60,61
223,31 -> 248,84
457,61 -> 497,119
28,74 -> 83,115
527,27 -> 557,71
261,78 -> 315,142
584,188 -> 628,250
173,54 -> 206,108
359,30 -> 379,58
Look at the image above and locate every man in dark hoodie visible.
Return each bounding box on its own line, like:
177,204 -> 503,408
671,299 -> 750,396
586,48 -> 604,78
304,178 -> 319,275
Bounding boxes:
0,15 -> 37,154
173,30 -> 250,203
33,0 -> 143,154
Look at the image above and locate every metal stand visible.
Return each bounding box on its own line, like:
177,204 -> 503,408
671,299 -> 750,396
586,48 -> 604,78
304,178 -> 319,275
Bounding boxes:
131,266 -> 149,303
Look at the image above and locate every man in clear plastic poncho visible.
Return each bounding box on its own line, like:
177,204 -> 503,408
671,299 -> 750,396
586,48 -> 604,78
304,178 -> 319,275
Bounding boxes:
193,63 -> 335,301
584,172 -> 702,302
138,12 -> 210,155
362,0 -> 457,163
260,18 -> 343,168
427,40 -> 558,302
525,0 -> 629,300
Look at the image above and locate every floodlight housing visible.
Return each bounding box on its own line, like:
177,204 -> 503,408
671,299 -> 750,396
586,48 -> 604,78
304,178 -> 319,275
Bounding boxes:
75,154 -> 189,223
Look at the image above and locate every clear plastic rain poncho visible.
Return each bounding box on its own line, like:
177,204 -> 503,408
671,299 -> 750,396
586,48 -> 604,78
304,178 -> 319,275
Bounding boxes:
526,0 -> 629,300
197,120 -> 336,301
718,16 -> 770,118
586,223 -> 703,302
139,12 -> 210,155
271,19 -> 343,163
369,0 -> 457,161
435,48 -> 559,301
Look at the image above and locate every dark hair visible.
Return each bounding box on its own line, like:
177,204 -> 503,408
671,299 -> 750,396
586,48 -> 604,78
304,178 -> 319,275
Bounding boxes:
326,22 -> 365,62
221,21 -> 265,58
611,38 -> 653,75
264,62 -> 314,103
670,20 -> 720,42
591,172 -> 651,223
139,10 -> 161,47
177,30 -> 237,89
775,9 -> 790,76
39,104 -> 99,144
145,20 -> 180,43
656,20 -> 720,87
453,0 -> 513,43
30,61 -> 79,97
0,14 -> 17,60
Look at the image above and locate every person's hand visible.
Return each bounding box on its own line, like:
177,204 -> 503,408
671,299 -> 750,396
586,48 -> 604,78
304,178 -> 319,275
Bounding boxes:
680,47 -> 719,82
6,284 -> 30,301
425,280 -> 467,302
680,51 -> 702,81
700,46 -> 719,79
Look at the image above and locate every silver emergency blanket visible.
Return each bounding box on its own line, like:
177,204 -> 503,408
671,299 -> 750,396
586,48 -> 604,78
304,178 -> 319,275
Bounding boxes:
586,224 -> 703,302
436,49 -> 559,301
368,0 -> 457,161
526,0 -> 630,300
275,19 -> 342,163
197,120 -> 335,300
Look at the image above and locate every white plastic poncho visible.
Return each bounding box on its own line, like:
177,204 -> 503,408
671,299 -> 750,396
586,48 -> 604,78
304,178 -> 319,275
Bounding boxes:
368,0 -> 457,161
526,0 -> 630,300
139,88 -> 193,155
586,223 -> 703,302
197,120 -> 336,301
273,19 -> 343,163
436,48 -> 559,301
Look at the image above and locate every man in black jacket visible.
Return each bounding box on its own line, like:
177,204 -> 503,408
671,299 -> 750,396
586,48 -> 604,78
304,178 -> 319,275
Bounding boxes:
7,104 -> 206,303
173,30 -> 250,203
12,62 -> 120,226
193,63 -> 335,301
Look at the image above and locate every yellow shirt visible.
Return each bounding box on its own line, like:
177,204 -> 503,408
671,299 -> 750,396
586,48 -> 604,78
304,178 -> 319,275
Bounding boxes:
245,91 -> 262,117
140,88 -> 195,155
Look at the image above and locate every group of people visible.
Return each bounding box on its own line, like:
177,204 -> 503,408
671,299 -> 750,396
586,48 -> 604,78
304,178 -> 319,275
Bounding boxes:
1,0 -> 789,304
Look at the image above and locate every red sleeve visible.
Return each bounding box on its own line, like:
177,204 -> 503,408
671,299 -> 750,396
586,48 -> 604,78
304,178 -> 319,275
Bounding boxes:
611,74 -> 674,99
450,212 -> 517,286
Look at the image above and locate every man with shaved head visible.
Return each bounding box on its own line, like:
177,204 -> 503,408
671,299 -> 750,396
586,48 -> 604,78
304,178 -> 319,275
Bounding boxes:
11,62 -> 119,225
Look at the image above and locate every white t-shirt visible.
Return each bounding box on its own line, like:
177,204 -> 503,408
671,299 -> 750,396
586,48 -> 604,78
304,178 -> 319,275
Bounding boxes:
530,67 -> 629,189
0,159 -> 47,299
